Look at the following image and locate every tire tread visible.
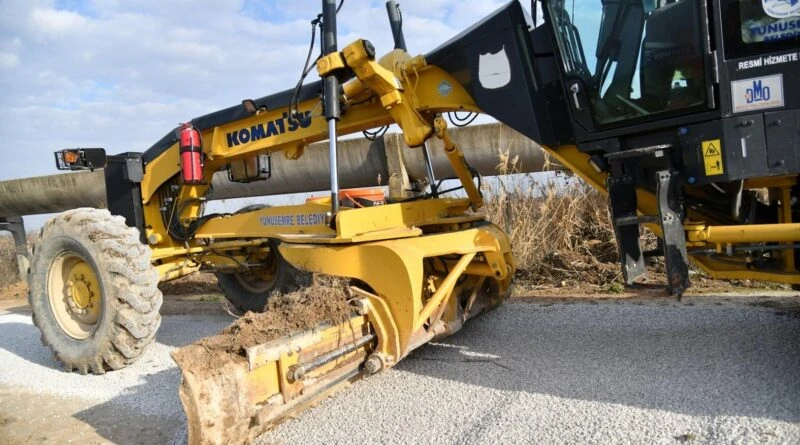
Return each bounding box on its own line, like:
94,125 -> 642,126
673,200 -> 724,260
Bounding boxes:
28,208 -> 162,373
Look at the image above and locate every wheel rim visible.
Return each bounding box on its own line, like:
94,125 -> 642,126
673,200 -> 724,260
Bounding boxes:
233,255 -> 279,294
47,252 -> 102,339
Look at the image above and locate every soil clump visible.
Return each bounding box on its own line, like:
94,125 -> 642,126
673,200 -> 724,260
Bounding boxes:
173,275 -> 352,372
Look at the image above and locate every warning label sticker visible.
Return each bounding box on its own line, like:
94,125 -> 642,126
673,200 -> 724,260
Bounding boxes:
702,139 -> 724,176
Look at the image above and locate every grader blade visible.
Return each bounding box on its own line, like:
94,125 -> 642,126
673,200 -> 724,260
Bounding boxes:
172,314 -> 374,445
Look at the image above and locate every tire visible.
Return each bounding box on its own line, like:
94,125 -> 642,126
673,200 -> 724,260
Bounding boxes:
216,239 -> 311,313
215,204 -> 310,313
28,208 -> 162,374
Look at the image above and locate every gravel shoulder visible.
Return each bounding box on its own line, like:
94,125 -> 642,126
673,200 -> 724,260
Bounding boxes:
0,296 -> 234,445
0,293 -> 798,444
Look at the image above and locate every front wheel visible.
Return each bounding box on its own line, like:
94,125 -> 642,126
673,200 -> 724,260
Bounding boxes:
28,208 -> 162,374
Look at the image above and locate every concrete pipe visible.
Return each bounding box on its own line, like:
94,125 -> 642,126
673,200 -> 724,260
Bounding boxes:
208,123 -> 554,200
0,123 -> 556,217
0,170 -> 107,218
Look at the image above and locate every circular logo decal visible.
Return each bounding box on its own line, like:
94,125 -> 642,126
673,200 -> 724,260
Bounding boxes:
437,80 -> 453,97
762,0 -> 800,19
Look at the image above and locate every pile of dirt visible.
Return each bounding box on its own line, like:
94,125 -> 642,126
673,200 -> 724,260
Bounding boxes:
175,276 -> 353,369
215,281 -> 350,355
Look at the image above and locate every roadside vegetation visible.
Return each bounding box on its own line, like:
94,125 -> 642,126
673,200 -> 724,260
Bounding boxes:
0,236 -> 16,288
480,151 -> 643,292
484,174 -> 620,285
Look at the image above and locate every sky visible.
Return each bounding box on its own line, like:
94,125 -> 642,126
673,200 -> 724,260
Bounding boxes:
0,0 -> 512,228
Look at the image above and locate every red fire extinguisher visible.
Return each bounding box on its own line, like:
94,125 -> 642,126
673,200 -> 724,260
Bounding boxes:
179,123 -> 203,184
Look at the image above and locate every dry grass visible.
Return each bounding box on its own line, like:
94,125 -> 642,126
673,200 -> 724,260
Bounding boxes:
478,150 -> 643,289
482,174 -> 622,287
0,236 -> 19,288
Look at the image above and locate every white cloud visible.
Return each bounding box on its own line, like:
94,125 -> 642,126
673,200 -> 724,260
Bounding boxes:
0,52 -> 19,68
30,7 -> 90,33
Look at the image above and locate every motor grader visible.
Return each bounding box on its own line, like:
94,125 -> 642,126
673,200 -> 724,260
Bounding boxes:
28,0 -> 798,443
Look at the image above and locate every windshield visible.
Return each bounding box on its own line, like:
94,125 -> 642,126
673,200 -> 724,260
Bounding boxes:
547,0 -> 707,125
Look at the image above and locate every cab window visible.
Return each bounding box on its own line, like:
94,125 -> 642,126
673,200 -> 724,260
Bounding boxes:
547,0 -> 708,126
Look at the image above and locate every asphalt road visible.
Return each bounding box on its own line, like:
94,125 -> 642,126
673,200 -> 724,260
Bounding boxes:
0,294 -> 798,444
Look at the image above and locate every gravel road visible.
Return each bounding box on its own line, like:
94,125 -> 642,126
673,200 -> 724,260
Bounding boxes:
1,295 -> 798,444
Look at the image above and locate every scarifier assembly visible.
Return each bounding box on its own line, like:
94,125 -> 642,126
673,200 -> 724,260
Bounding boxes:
18,0 -> 799,443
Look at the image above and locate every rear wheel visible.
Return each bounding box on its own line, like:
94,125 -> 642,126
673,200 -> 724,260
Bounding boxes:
28,208 -> 162,374
215,204 -> 310,312
216,239 -> 310,312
